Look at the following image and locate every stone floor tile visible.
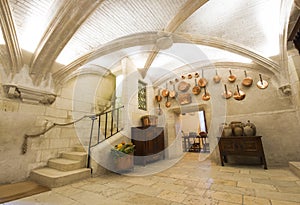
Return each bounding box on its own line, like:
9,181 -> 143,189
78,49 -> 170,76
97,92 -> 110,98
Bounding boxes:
210,184 -> 255,196
127,184 -> 162,197
207,178 -> 237,186
183,186 -> 206,196
203,190 -> 243,204
124,176 -> 156,186
271,199 -> 300,205
276,185 -> 300,193
157,190 -> 187,203
255,190 -> 300,203
243,195 -> 271,205
237,181 -> 277,191
252,178 -> 299,187
182,194 -> 219,205
151,182 -> 187,193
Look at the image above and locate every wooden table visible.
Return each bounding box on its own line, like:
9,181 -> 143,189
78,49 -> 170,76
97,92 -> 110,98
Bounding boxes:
182,135 -> 208,152
217,136 -> 267,169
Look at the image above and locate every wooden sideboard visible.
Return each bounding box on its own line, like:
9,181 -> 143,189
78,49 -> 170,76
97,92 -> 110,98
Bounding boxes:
217,136 -> 267,169
131,126 -> 165,166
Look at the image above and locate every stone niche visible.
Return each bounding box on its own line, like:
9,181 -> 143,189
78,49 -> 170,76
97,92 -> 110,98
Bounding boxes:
2,84 -> 56,105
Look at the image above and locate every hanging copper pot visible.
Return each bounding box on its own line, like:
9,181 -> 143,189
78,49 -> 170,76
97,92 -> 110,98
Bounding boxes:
169,84 -> 177,98
155,88 -> 162,102
181,75 -> 185,79
257,74 -> 268,89
175,78 -> 179,83
242,70 -> 253,87
178,81 -> 190,92
213,70 -> 221,83
192,79 -> 201,95
202,86 -> 210,101
198,69 -> 208,88
233,85 -> 246,101
188,74 -> 192,79
222,84 -> 232,99
161,83 -> 169,97
228,70 -> 236,83
157,103 -> 163,115
165,96 -> 171,108
195,72 -> 199,78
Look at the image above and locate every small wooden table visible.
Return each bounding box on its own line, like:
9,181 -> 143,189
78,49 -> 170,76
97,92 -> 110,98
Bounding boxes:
182,135 -> 208,152
217,136 -> 267,169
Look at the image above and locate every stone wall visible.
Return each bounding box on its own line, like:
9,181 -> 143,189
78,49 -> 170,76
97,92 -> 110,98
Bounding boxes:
0,69 -> 115,184
160,68 -> 300,166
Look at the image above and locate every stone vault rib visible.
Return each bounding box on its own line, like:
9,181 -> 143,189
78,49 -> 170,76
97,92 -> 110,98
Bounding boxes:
0,0 -> 23,75
30,0 -> 103,86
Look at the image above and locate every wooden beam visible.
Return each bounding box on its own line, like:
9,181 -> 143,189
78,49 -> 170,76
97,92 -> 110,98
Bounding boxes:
0,0 -> 23,75
30,0 -> 103,85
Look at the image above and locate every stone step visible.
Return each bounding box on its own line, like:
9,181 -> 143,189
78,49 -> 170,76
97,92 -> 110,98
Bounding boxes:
60,151 -> 87,168
48,158 -> 83,171
73,144 -> 86,152
289,161 -> 300,178
30,167 -> 91,188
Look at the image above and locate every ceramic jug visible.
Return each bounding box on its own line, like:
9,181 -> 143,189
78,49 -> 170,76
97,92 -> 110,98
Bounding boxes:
243,120 -> 256,136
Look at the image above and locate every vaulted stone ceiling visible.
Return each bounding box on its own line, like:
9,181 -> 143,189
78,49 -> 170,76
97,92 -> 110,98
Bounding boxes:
0,0 -> 297,89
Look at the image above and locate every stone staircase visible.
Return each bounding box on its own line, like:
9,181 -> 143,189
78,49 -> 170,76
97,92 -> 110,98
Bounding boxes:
30,145 -> 91,188
289,161 -> 300,178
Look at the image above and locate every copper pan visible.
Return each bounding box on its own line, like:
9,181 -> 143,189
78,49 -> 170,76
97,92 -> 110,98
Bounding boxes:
155,88 -> 162,102
157,103 -> 163,115
165,96 -> 171,108
192,79 -> 201,95
198,69 -> 208,88
228,70 -> 236,83
161,83 -> 169,97
169,84 -> 177,98
202,86 -> 210,101
222,84 -> 232,99
242,70 -> 253,87
233,85 -> 246,101
213,70 -> 221,83
257,74 -> 268,89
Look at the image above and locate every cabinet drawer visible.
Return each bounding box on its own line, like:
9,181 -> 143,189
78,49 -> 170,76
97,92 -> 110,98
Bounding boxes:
240,141 -> 259,152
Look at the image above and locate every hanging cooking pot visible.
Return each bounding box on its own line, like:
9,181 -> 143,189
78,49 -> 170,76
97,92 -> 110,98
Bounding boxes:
155,88 -> 162,102
169,84 -> 177,98
195,72 -> 199,78
178,81 -> 190,92
228,70 -> 236,83
213,70 -> 221,83
198,69 -> 208,88
192,79 -> 201,95
233,85 -> 246,101
157,103 -> 163,115
222,84 -> 232,99
161,83 -> 169,97
188,74 -> 192,79
242,70 -> 253,87
202,86 -> 210,101
165,96 -> 171,108
257,74 -> 268,89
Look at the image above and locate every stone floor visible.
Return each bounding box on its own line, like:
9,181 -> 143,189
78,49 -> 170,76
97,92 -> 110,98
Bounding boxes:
3,153 -> 300,205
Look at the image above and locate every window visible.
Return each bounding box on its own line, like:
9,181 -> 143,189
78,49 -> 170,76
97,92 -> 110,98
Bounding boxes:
138,80 -> 147,111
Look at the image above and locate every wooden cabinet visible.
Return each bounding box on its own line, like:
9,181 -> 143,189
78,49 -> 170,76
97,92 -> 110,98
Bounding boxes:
218,136 -> 267,169
131,126 -> 165,166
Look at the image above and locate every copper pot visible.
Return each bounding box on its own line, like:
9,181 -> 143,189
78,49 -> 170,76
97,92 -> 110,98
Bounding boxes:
161,83 -> 169,97
257,74 -> 268,89
165,96 -> 171,108
213,70 -> 221,83
242,70 -> 253,87
222,84 -> 232,99
169,84 -> 177,98
178,81 -> 190,92
202,87 -> 210,101
228,70 -> 236,83
233,85 -> 246,101
198,69 -> 208,88
192,79 -> 201,95
155,88 -> 162,102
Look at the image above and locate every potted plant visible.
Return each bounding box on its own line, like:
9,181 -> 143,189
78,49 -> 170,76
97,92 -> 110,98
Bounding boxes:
111,142 -> 135,172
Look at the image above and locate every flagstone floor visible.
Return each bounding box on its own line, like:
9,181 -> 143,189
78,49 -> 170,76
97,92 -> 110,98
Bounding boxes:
3,153 -> 300,205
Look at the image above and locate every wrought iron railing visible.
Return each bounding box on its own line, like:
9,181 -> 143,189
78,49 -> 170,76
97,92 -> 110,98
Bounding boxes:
87,106 -> 124,170
21,105 -> 125,172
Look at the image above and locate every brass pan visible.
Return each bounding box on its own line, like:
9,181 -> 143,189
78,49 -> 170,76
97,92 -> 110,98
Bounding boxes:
242,70 -> 253,87
228,70 -> 236,83
198,69 -> 208,88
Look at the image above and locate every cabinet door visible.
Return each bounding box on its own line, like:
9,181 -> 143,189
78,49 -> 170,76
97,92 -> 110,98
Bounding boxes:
220,139 -> 236,153
240,140 -> 259,152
